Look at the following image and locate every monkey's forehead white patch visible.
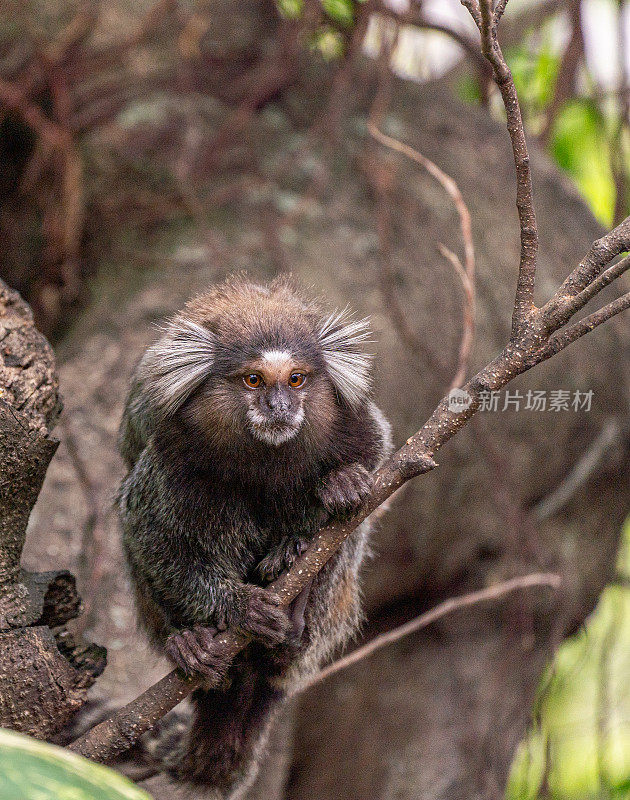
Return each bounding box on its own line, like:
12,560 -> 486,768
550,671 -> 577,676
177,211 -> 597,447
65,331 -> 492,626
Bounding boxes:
260,349 -> 293,367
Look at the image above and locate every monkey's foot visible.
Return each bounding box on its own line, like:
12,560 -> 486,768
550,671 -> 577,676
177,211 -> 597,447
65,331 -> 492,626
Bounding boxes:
256,536 -> 310,583
316,463 -> 373,516
241,586 -> 291,647
165,626 -> 231,679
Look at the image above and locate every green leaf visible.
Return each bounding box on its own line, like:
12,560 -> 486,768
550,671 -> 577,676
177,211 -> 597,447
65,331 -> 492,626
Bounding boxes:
0,728 -> 152,800
550,99 -> 615,226
506,36 -> 561,117
312,26 -> 345,60
321,0 -> 354,27
276,0 -> 304,19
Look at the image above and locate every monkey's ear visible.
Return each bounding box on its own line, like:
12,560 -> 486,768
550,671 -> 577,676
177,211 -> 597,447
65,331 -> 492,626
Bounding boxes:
317,308 -> 373,410
137,317 -> 216,419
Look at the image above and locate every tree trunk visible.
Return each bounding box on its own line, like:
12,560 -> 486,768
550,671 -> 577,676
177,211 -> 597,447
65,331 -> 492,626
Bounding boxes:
0,280 -> 105,739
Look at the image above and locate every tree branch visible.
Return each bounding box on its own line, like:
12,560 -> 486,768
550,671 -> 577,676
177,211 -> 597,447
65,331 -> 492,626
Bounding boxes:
306,572 -> 561,689
366,26 -> 477,392
467,0 -> 539,334
373,3 -> 490,77
539,291 -> 630,360
0,280 -> 105,737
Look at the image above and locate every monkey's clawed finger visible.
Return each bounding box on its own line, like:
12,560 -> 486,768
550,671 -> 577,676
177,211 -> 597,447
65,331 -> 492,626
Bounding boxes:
241,586 -> 291,647
165,627 -> 230,678
317,463 -> 373,515
256,535 -> 310,583
192,625 -> 219,647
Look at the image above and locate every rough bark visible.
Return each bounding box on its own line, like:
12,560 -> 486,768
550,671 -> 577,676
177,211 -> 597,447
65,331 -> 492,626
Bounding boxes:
0,279 -> 105,739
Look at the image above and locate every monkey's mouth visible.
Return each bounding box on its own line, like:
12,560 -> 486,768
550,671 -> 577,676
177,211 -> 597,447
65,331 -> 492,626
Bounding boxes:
247,407 -> 304,447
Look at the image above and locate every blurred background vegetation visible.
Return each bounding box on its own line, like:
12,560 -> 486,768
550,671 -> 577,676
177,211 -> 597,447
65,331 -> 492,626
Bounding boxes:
354,10 -> 630,792
378,0 -> 630,228
509,520 -> 630,799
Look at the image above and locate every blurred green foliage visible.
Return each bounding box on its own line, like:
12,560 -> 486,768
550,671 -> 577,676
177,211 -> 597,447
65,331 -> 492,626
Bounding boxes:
0,728 -> 151,800
311,25 -> 345,60
276,0 -> 364,57
502,44 -> 628,798
507,519 -> 630,800
321,0 -> 355,27
506,27 -> 624,227
507,38 -> 561,118
284,1 -> 627,227
276,0 -> 304,19
550,100 -> 616,227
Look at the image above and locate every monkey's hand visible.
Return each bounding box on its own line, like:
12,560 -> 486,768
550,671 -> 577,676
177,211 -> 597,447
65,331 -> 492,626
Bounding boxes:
256,535 -> 311,584
238,586 -> 292,648
316,462 -> 373,517
165,625 -> 231,678
253,580 -> 315,676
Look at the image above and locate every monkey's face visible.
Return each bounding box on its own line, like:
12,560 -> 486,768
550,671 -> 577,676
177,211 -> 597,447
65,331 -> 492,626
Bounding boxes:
237,349 -> 313,446
156,283 -> 371,452
186,348 -> 335,454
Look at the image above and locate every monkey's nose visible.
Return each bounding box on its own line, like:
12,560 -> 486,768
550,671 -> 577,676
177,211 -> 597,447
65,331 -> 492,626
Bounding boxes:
266,387 -> 291,414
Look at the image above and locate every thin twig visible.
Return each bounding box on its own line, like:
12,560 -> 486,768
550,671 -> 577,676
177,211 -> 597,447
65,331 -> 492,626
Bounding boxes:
373,3 -> 490,78
551,218 -> 630,302
540,291 -> 630,359
493,0 -> 510,24
568,253 -> 630,314
366,19 -> 476,390
438,244 -> 476,390
305,572 -> 561,688
367,124 -> 476,281
534,420 -> 623,521
368,22 -> 445,375
367,121 -> 477,388
375,184 -> 450,380
471,0 -> 539,334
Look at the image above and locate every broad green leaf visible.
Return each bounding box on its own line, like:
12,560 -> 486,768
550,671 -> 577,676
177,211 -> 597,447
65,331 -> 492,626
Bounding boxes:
507,37 -> 561,118
550,99 -> 615,226
0,728 -> 151,800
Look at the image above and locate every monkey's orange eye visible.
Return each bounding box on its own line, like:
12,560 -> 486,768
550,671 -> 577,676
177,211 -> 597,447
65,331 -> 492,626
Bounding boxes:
243,374 -> 262,389
288,373 -> 306,389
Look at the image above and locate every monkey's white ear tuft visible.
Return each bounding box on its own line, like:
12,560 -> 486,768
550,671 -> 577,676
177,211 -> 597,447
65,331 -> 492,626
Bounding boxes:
139,318 -> 216,418
318,307 -> 373,409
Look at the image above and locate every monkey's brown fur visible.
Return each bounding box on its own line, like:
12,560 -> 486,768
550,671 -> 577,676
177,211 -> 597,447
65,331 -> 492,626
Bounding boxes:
117,277 -> 392,797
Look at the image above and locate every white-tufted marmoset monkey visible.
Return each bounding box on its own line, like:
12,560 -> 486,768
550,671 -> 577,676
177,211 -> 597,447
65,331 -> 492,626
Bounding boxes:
117,276 -> 392,797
